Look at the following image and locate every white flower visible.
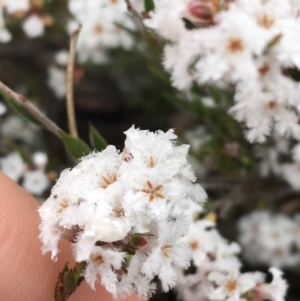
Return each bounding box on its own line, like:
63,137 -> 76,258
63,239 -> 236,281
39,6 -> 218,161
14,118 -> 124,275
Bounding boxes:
54,50 -> 69,65
3,0 -> 30,14
85,246 -> 125,293
22,170 -> 50,195
1,115 -> 38,143
178,215 -> 287,301
66,0 -> 140,63
39,126 -> 206,298
0,152 -> 26,182
32,152 -> 48,169
0,26 -> 11,43
0,5 -> 11,43
281,162 -> 300,190
144,0 -> 300,142
47,66 -> 67,99
292,143 -> 300,163
238,210 -> 300,268
47,51 -> 68,98
207,269 -> 263,301
141,218 -> 192,292
0,102 -> 7,116
22,15 -> 45,38
260,268 -> 288,301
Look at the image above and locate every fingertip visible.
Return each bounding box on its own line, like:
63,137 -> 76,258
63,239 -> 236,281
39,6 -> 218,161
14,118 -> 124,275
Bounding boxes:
0,173 -> 144,301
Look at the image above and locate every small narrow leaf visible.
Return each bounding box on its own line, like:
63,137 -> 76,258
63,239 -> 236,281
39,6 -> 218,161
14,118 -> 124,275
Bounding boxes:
61,132 -> 91,159
89,124 -> 108,151
55,262 -> 87,301
72,261 -> 87,284
0,91 -> 42,126
54,263 -> 69,299
144,0 -> 154,12
63,271 -> 77,293
263,33 -> 282,54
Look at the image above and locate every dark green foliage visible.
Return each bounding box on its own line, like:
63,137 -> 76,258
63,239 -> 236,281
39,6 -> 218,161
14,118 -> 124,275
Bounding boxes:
61,132 -> 91,159
0,91 -> 42,126
89,123 -> 108,151
144,0 -> 155,12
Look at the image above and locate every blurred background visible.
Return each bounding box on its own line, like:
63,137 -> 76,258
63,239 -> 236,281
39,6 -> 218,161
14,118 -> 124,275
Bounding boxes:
1,1 -> 300,300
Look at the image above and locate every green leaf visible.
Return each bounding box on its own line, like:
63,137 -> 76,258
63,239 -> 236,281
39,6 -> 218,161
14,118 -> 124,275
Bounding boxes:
264,33 -> 282,54
72,262 -> 86,284
0,91 -> 42,126
61,132 -> 91,159
63,270 -> 77,293
144,0 -> 154,12
89,124 -> 108,151
182,18 -> 196,30
64,262 -> 86,294
54,263 -> 69,299
54,262 -> 87,301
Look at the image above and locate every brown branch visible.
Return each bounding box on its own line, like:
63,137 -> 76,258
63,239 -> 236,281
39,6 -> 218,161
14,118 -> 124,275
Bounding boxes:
0,81 -> 63,139
66,23 -> 82,138
124,0 -> 163,47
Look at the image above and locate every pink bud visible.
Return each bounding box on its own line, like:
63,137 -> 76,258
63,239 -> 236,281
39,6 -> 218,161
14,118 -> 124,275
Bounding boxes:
187,1 -> 214,20
137,236 -> 148,248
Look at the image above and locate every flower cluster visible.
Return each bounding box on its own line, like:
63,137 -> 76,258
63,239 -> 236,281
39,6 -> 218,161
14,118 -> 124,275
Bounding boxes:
256,136 -> 300,190
39,126 -> 206,299
238,210 -> 300,269
67,0 -> 142,63
0,114 -> 39,143
0,151 -> 50,195
178,216 -> 287,301
0,0 -> 51,41
0,101 -> 6,119
144,0 -> 300,142
47,50 -> 68,99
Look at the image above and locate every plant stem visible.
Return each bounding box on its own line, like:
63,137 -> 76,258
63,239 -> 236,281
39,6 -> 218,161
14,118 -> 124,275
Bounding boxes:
66,24 -> 82,138
124,0 -> 163,47
0,81 -> 63,139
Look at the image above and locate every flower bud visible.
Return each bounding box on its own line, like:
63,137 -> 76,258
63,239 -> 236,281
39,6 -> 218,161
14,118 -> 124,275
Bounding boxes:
187,0 -> 218,25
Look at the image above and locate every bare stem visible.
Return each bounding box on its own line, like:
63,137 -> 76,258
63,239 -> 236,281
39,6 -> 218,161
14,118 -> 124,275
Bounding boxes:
66,24 -> 82,138
0,81 -> 63,139
124,0 -> 163,47
124,0 -> 144,22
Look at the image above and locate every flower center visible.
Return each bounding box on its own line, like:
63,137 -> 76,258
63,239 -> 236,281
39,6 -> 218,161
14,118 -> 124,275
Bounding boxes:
93,255 -> 104,265
189,240 -> 199,250
259,63 -> 270,77
226,38 -> 244,54
258,13 -> 275,29
99,174 -> 117,189
56,199 -> 69,213
225,279 -> 237,293
161,244 -> 173,258
141,181 -> 165,202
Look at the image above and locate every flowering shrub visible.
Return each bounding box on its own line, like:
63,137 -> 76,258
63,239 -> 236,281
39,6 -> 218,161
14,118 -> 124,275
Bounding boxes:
180,217 -> 287,301
238,211 -> 300,269
145,0 -> 300,142
1,0 -> 300,300
39,127 -> 206,298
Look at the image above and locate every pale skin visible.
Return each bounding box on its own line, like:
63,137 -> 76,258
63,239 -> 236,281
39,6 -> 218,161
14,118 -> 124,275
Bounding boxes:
0,172 -> 142,301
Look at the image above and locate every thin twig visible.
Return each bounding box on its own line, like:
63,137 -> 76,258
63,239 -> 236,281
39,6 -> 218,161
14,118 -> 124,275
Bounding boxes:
0,81 -> 63,139
124,0 -> 163,47
124,0 -> 145,38
124,0 -> 144,22
66,24 -> 82,138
